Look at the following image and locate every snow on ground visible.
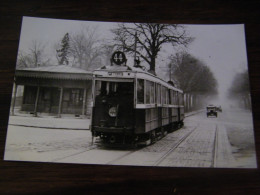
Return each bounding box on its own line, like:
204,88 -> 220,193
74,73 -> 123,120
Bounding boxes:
186,108 -> 257,168
225,123 -> 256,168
219,109 -> 257,168
4,108 -> 257,168
4,126 -> 92,162
8,115 -> 90,130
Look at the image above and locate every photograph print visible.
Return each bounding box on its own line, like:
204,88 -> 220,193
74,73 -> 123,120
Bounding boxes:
4,16 -> 257,168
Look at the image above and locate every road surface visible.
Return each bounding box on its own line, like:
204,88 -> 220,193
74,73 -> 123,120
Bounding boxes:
4,108 -> 257,168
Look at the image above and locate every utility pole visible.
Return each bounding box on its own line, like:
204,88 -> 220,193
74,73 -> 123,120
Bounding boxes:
169,63 -> 172,81
134,32 -> 137,66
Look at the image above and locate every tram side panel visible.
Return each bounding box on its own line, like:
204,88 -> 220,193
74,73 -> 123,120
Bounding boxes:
162,107 -> 170,127
134,78 -> 184,136
179,92 -> 185,123
168,89 -> 179,130
171,107 -> 179,129
134,108 -> 159,134
135,109 -> 145,134
146,108 -> 159,132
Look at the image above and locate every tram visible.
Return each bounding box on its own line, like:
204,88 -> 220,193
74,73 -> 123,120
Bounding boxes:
91,51 -> 184,146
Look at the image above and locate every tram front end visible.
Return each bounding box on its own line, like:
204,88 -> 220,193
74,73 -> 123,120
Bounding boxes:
91,77 -> 136,144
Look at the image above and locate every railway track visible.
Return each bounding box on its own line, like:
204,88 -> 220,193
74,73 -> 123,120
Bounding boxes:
104,125 -> 199,166
153,126 -> 198,166
153,124 -> 219,167
212,125 -> 218,167
52,144 -> 98,162
53,124 -> 210,166
106,149 -> 139,165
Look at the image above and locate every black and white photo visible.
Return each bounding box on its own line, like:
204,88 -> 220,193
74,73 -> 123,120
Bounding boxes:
4,16 -> 257,168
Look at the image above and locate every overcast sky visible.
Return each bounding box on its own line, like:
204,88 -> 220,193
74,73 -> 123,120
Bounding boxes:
18,17 -> 249,102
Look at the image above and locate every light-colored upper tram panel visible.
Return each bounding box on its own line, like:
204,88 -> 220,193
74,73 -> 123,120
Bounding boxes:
93,64 -> 183,93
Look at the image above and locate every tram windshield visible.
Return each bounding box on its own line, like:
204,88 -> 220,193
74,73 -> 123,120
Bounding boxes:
95,80 -> 134,98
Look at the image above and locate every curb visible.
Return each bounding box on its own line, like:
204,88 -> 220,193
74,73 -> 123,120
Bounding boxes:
8,123 -> 89,130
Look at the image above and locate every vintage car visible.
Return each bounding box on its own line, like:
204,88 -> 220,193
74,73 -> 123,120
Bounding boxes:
206,105 -> 218,117
217,106 -> 222,112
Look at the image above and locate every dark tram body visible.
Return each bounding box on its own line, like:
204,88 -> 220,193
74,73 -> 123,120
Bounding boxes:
91,61 -> 184,146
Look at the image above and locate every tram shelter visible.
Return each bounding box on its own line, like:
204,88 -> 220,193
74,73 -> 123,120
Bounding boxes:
11,65 -> 93,118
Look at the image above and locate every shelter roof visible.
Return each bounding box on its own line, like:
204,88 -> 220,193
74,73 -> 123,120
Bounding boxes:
15,65 -> 93,80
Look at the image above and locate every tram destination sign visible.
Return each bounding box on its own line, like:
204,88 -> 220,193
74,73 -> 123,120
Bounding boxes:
108,72 -> 124,76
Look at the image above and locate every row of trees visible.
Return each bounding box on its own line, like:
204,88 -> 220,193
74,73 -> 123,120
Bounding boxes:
169,52 -> 217,95
17,23 -> 218,111
166,52 -> 218,111
228,70 -> 251,109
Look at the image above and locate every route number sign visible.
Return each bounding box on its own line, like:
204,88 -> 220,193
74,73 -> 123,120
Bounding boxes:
112,51 -> 127,65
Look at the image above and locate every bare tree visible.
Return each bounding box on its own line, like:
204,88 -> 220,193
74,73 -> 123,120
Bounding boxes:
16,50 -> 32,69
112,23 -> 193,74
69,26 -> 103,70
29,40 -> 49,67
16,40 -> 50,69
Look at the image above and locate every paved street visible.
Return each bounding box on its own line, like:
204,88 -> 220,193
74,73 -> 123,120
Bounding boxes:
4,108 -> 257,168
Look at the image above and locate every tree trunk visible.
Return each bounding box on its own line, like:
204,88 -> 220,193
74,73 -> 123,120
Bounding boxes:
149,56 -> 156,75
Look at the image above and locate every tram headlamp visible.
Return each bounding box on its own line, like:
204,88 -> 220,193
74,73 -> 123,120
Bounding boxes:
109,107 -> 117,117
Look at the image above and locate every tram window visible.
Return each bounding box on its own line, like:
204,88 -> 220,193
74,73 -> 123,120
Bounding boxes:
161,87 -> 165,104
145,81 -> 150,104
174,91 -> 175,104
162,86 -> 169,105
151,82 -> 155,104
145,81 -> 155,104
173,91 -> 176,104
157,84 -> 161,104
96,81 -> 133,98
166,89 -> 169,104
117,82 -> 133,96
108,82 -> 118,96
95,80 -> 101,96
137,79 -> 144,104
174,91 -> 177,105
170,90 -> 173,105
95,80 -> 107,97
95,81 -> 115,97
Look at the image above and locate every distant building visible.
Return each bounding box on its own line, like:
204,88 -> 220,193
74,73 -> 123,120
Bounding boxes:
11,65 -> 93,118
